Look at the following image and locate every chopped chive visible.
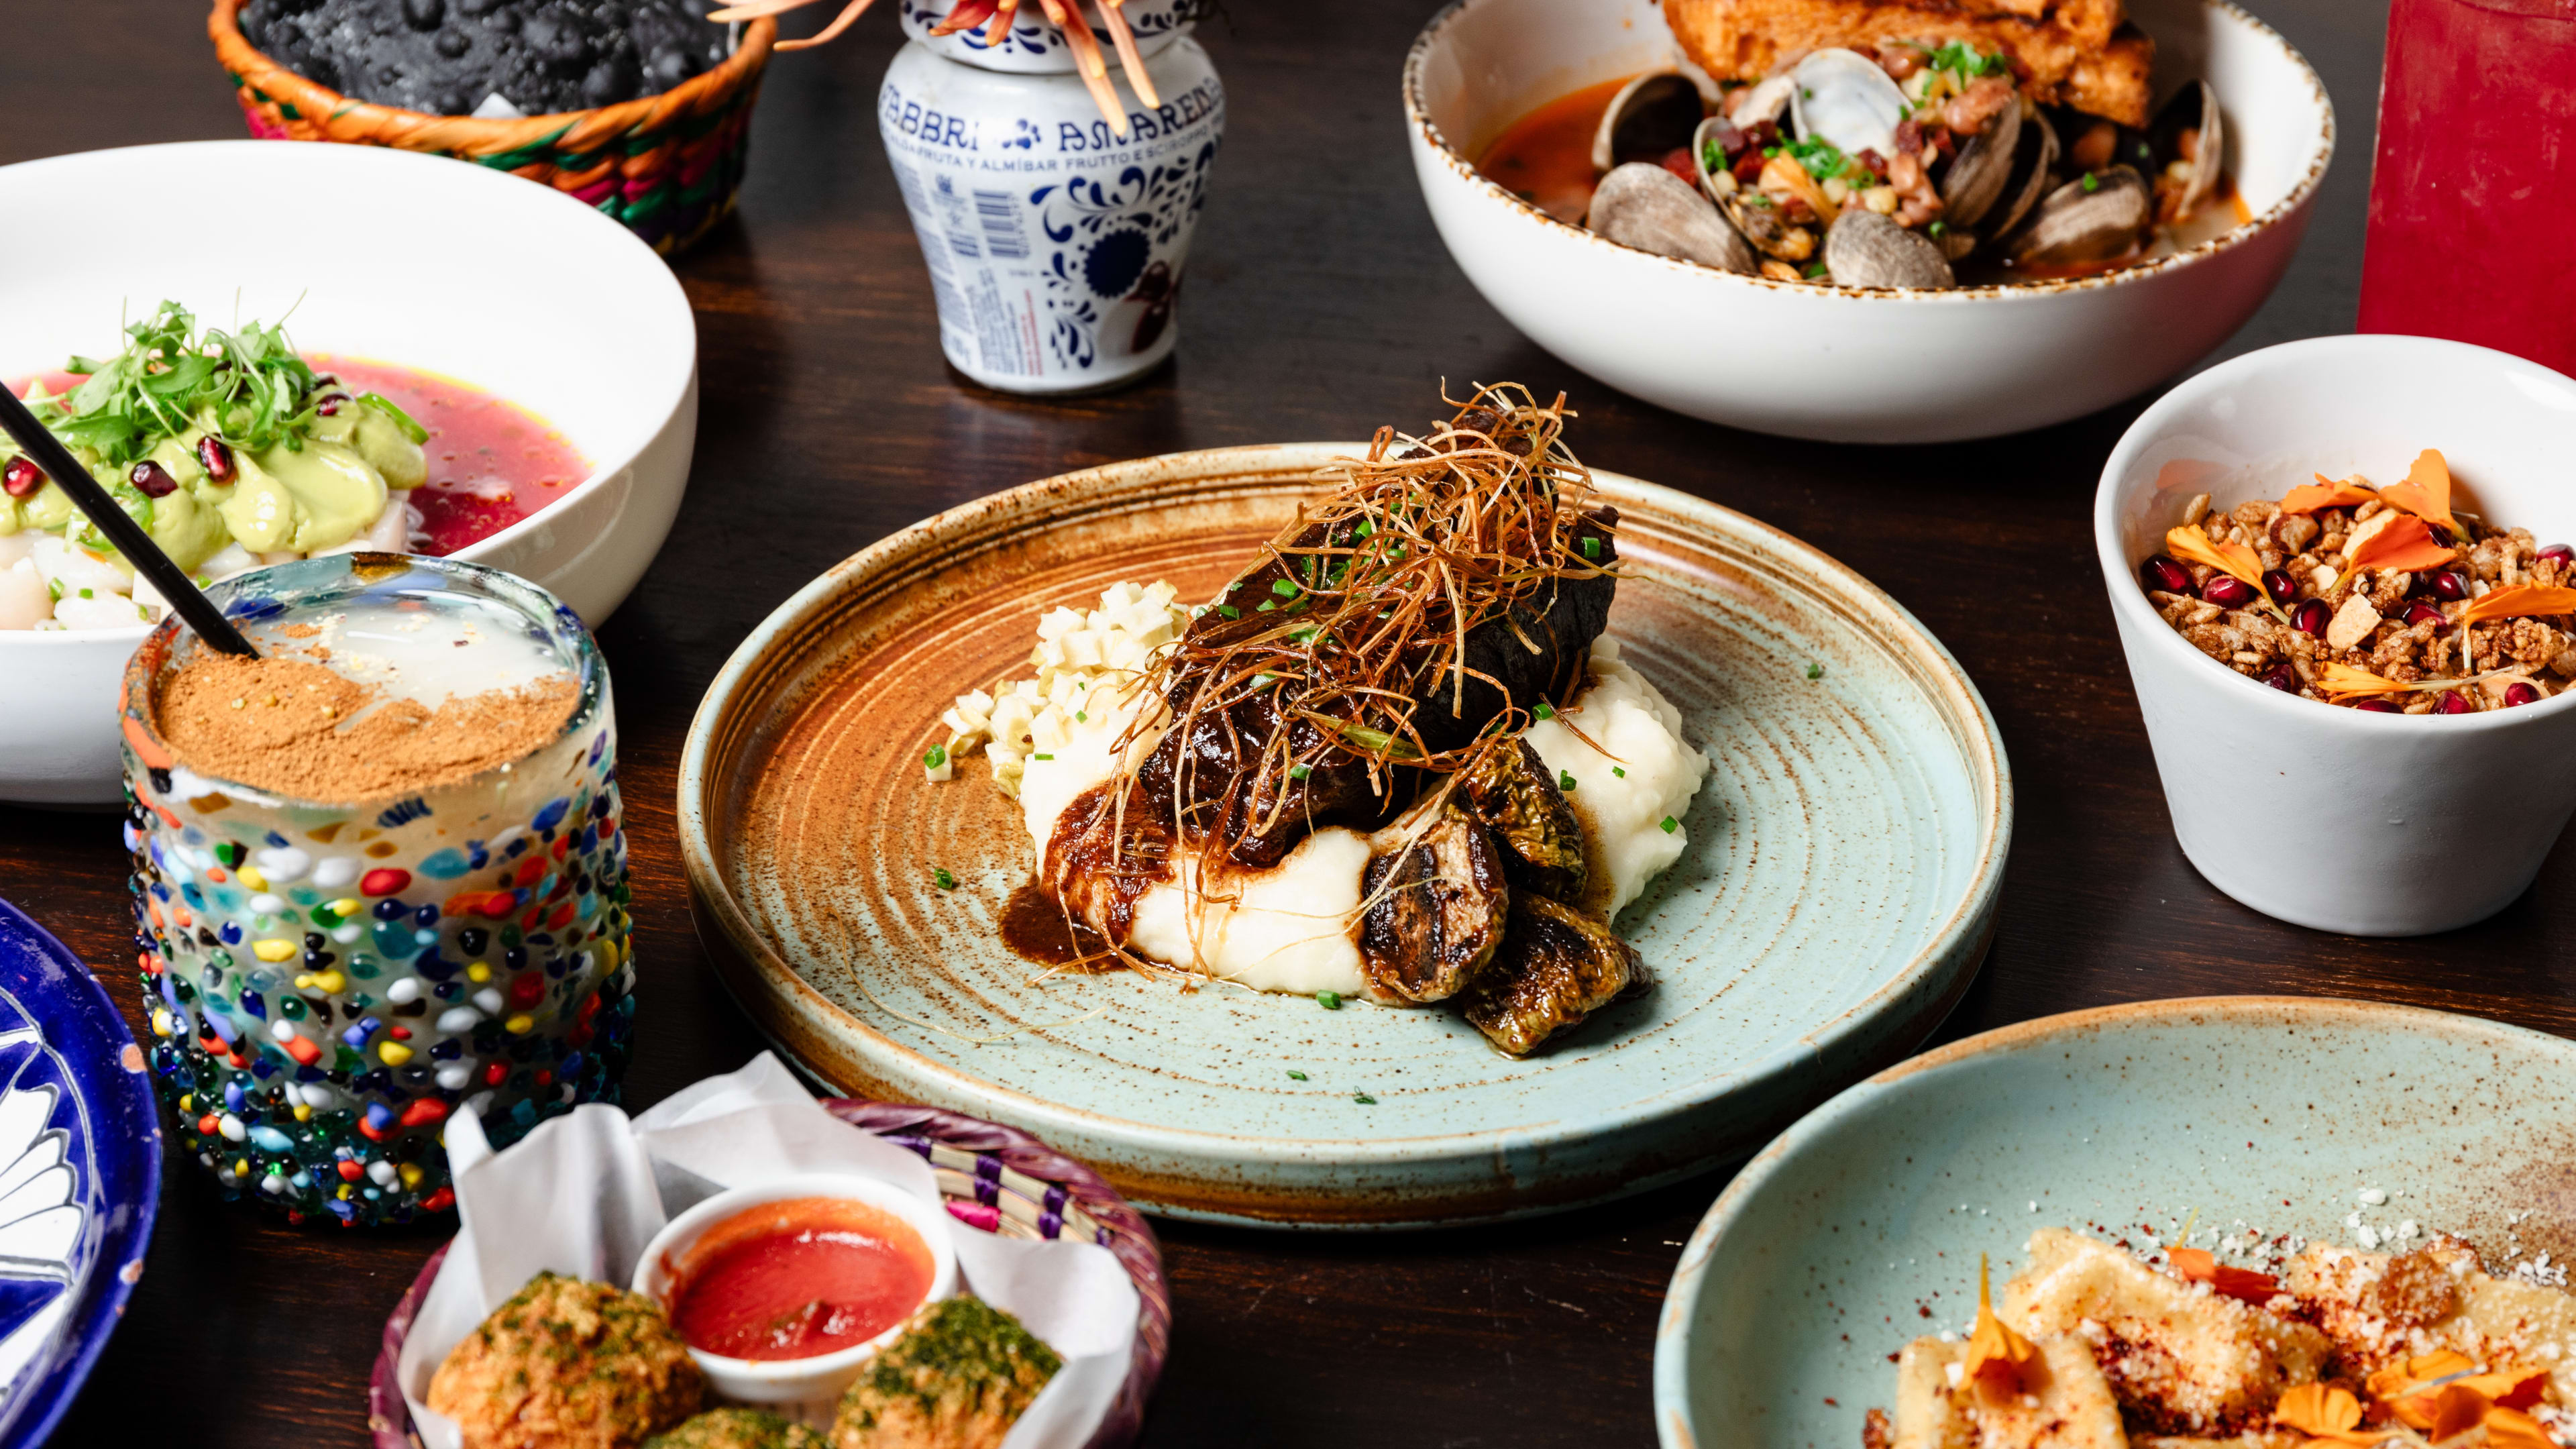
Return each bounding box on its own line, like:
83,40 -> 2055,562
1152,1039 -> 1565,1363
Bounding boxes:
924,744 -> 948,768
1317,991 -> 1342,1010
1289,763 -> 1312,781
1356,519 -> 1375,539
1533,701 -> 1555,720
1287,1069 -> 1308,1081
1580,535 -> 1600,559
1273,578 -> 1299,598
932,867 -> 957,890
1075,710 -> 1087,722
2081,172 -> 2100,193
1353,1093 -> 1376,1105
1256,600 -> 1277,612
1612,766 -> 1627,778
1807,662 -> 1825,680
1558,770 -> 1578,792
77,587 -> 93,599
1218,604 -> 1240,619
1927,220 -> 1947,237
1660,816 -> 1679,834
1033,753 -> 1055,761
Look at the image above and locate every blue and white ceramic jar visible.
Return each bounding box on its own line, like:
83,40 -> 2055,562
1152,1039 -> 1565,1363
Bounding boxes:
896,0 -> 1197,72
879,12 -> 1224,394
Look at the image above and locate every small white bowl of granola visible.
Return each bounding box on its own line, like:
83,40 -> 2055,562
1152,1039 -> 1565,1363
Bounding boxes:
2094,333 -> 2576,935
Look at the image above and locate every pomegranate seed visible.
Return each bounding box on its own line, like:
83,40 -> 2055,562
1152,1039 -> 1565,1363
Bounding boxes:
2428,570 -> 2469,601
2540,543 -> 2573,565
197,435 -> 235,482
2261,568 -> 2298,602
315,392 -> 350,417
2140,555 -> 2192,594
2352,699 -> 2401,713
2505,682 -> 2542,707
2202,575 -> 2257,608
1,457 -> 42,498
128,460 -> 178,498
2435,690 -> 2473,714
2404,602 -> 2449,633
2290,598 -> 2330,635
2259,665 -> 2298,693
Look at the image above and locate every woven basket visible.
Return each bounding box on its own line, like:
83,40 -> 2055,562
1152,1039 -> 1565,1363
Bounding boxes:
366,1099 -> 1172,1448
207,0 -> 775,256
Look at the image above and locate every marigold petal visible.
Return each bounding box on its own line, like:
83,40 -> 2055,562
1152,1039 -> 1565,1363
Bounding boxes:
2343,512 -> 2457,575
2281,474 -> 2378,515
2485,1407 -> 2561,1449
2318,662 -> 2410,698
2167,1246 -> 2282,1304
1962,1253 -> 2034,1398
2459,584 -> 2576,626
2276,1382 -> 2371,1437
2379,449 -> 2458,535
2166,525 -> 2265,588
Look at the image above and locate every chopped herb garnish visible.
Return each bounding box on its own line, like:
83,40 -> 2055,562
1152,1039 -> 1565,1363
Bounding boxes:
1256,600 -> 1277,612
1272,578 -> 1299,598
924,744 -> 948,769
1353,1093 -> 1376,1105
1660,816 -> 1680,834
1032,753 -> 1055,761
1558,769 -> 1578,791
1612,766 -> 1627,778
1928,40 -> 2008,77
932,867 -> 957,890
1785,135 -> 1851,182
357,392 -> 429,445
1289,763 -> 1312,781
1317,991 -> 1343,1010
1927,220 -> 1948,237
1287,1069 -> 1308,1081
76,588 -> 93,599
1075,710 -> 1087,722
1803,262 -> 1829,279
1762,144 -> 1782,159
1580,535 -> 1600,559
31,301 -> 329,470
1807,662 -> 1825,680
2081,172 -> 2100,193
1533,701 -> 1555,720
1218,604 -> 1241,619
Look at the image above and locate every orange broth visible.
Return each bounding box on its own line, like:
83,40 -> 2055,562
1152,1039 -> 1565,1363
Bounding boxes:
1476,76 -> 1631,224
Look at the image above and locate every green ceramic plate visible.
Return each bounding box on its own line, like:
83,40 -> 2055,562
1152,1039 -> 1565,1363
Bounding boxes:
1654,996 -> 2576,1447
678,444 -> 2010,1227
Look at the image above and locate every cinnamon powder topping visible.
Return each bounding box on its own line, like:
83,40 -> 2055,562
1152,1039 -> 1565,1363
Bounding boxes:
154,652 -> 576,801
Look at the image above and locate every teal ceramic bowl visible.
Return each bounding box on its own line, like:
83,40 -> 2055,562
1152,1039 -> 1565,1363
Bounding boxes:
1652,996 -> 2576,1448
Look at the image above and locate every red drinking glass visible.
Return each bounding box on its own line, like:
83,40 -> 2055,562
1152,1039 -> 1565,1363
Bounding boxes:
2357,0 -> 2576,372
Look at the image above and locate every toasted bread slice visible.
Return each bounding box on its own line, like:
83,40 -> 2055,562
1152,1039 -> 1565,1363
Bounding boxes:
1661,0 -> 2155,125
1888,0 -> 2123,48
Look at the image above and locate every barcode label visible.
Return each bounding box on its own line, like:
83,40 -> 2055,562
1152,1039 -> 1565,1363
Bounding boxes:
975,189 -> 1030,260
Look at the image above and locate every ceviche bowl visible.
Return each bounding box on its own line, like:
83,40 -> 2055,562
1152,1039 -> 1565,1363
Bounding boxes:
2096,335 -> 2576,935
1403,0 -> 2334,443
1653,996 -> 2576,1448
0,140 -> 698,807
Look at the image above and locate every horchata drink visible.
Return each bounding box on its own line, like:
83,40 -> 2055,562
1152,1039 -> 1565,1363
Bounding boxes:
119,553 -> 634,1226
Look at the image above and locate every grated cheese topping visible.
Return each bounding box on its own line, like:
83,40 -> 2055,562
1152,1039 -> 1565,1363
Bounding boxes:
936,580 -> 1193,795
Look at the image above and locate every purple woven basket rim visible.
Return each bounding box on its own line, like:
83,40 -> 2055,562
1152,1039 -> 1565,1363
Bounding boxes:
366,1098 -> 1171,1449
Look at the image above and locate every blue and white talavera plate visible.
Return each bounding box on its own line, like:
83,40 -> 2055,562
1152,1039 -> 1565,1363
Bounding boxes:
0,900 -> 159,1449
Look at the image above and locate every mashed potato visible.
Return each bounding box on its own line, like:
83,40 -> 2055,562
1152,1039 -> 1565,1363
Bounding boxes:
1524,639 -> 1712,921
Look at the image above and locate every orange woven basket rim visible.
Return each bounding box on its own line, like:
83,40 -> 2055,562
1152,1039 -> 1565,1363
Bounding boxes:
207,0 -> 776,138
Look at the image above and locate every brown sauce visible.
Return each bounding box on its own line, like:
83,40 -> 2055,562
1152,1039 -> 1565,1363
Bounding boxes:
999,881 -> 1114,967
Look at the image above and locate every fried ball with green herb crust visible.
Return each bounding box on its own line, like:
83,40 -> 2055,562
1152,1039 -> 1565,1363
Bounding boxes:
829,1297 -> 1062,1449
429,1272 -> 706,1449
644,1409 -> 830,1449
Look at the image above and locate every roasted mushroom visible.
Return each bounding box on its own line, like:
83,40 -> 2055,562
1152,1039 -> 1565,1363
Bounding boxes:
1460,896 -> 1646,1056
1458,739 -> 1585,901
1357,804 -> 1509,1003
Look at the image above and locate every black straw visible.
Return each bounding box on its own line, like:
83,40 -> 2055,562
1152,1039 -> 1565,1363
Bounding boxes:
0,384 -> 258,657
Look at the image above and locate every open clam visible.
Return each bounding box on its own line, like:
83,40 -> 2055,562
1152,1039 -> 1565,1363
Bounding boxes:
1937,94 -> 2023,231
2002,164 -> 2152,268
1787,48 -> 1909,162
1727,72 -> 1796,130
1984,106 -> 2061,243
1824,208 -> 1953,290
1589,162 -> 1756,274
1591,70 -> 1706,173
2147,78 -> 2224,221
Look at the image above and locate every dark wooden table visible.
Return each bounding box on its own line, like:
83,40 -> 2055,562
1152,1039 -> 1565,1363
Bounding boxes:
17,1 -> 2551,1444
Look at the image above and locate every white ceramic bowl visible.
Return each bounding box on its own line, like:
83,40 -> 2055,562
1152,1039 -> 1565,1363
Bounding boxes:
1403,0 -> 2334,443
0,140 -> 698,806
2096,335 -> 2576,935
632,1173 -> 957,1413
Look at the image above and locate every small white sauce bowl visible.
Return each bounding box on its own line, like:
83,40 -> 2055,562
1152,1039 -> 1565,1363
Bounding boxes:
0,140 -> 698,806
2094,334 -> 2576,935
1403,0 -> 2334,443
633,1173 -> 959,1414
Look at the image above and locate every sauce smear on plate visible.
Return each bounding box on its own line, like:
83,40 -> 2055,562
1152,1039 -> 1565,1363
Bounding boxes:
669,1196 -> 936,1362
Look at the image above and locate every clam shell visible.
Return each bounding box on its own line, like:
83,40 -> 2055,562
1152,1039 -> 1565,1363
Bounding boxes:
1788,48 -> 1909,163
1727,72 -> 1796,129
1589,162 -> 1755,274
2001,164 -> 2151,268
1591,70 -> 1705,174
2149,78 -> 2224,220
1938,95 -> 2023,231
1824,209 -> 1955,290
1983,106 -> 2060,245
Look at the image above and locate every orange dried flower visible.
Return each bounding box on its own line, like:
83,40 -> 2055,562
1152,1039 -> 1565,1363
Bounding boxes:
1962,1254 -> 2034,1401
2484,1406 -> 2562,1449
2318,662 -> 2410,699
2281,474 -> 2377,515
2459,584 -> 2576,626
2367,1350 -> 2477,1401
2342,511 -> 2457,574
2273,1383 -> 2388,1446
2378,449 -> 2461,538
2165,525 -> 2265,590
2167,1246 -> 2283,1305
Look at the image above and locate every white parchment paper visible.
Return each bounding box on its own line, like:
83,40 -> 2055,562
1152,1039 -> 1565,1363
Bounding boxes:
394,1053 -> 1139,1448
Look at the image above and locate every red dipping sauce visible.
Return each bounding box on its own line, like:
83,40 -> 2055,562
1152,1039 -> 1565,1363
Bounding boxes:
315,357 -> 590,557
667,1197 -> 937,1362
